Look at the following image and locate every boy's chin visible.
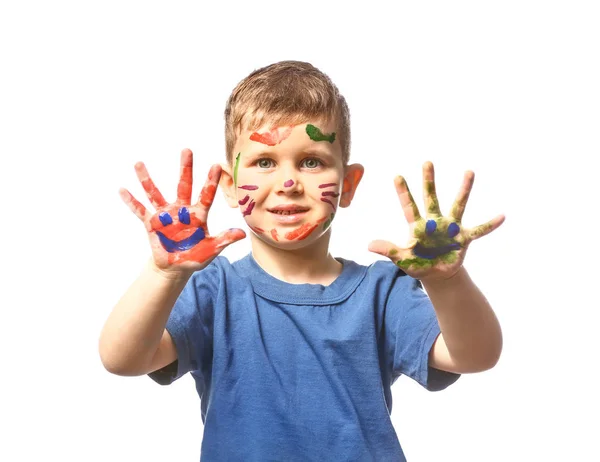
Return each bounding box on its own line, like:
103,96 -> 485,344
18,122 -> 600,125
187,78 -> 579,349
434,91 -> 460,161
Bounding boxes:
250,230 -> 327,251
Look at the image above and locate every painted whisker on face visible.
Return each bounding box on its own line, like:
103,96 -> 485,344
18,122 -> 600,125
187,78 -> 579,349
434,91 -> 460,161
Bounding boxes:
320,198 -> 336,210
242,200 -> 255,217
321,191 -> 339,198
248,225 -> 264,234
238,195 -> 250,205
319,183 -> 337,189
250,126 -> 293,146
285,223 -> 319,241
239,185 -> 259,190
271,229 -> 279,241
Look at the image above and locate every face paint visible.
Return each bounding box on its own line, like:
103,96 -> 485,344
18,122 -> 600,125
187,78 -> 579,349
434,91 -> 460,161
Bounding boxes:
271,228 -> 279,241
238,195 -> 250,205
249,225 -> 264,234
250,126 -> 293,146
319,183 -> 339,211
284,179 -> 294,187
322,213 -> 335,230
242,200 -> 255,217
285,223 -> 319,241
234,153 -> 241,187
239,185 -> 259,190
320,198 -> 336,210
306,124 -> 336,143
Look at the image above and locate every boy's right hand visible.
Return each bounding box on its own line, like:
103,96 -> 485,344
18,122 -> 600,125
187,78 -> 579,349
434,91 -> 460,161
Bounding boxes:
119,148 -> 246,276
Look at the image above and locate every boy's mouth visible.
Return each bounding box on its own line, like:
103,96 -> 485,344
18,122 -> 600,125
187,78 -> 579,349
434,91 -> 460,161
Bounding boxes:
268,205 -> 310,215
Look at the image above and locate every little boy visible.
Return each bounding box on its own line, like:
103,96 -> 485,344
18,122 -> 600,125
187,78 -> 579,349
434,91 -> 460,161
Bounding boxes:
99,61 -> 504,461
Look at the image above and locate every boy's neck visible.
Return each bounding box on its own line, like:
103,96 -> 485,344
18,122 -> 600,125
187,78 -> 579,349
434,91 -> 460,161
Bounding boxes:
250,231 -> 342,286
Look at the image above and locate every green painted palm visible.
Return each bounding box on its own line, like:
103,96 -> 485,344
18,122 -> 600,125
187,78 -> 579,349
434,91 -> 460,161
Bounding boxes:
369,162 -> 504,281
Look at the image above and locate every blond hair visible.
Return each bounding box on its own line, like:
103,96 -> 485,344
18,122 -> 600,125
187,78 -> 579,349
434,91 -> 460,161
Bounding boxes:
224,61 -> 351,165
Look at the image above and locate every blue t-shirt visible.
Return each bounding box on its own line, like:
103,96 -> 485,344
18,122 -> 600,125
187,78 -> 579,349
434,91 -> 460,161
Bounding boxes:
149,253 -> 459,461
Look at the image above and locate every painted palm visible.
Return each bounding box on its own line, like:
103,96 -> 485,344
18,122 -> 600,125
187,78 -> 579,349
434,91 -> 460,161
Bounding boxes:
369,162 -> 504,280
119,149 -> 245,271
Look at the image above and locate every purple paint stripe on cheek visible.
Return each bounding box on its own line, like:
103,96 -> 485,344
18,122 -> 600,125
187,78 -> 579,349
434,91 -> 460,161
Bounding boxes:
239,185 -> 259,190
238,195 -> 250,205
320,198 -> 336,210
321,191 -> 340,197
284,180 -> 294,187
319,183 -> 337,189
243,200 -> 255,217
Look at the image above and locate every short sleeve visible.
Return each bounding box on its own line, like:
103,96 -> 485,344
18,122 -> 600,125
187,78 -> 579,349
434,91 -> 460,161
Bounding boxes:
148,258 -> 222,386
385,271 -> 460,391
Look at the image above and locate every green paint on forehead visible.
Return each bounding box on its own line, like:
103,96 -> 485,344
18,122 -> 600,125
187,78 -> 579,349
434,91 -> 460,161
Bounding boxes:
234,152 -> 241,187
306,124 -> 336,143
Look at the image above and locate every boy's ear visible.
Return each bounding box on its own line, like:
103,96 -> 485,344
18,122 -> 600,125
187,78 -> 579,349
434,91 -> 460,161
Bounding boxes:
339,163 -> 364,208
219,163 -> 239,208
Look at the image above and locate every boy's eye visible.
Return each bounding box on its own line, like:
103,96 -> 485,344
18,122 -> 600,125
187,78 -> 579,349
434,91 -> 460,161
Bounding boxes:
257,158 -> 273,168
302,158 -> 322,169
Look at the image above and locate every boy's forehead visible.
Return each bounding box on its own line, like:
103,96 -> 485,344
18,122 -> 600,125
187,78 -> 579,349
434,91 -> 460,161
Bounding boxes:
236,120 -> 340,155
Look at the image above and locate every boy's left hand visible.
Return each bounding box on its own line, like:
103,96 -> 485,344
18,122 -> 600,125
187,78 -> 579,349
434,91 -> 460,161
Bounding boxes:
368,162 -> 505,281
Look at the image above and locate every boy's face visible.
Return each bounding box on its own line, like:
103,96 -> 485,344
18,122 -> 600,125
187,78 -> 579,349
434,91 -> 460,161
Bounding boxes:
222,120 -> 363,250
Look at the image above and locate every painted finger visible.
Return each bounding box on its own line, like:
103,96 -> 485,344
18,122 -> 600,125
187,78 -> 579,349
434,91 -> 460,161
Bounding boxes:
422,161 -> 442,217
211,228 -> 247,250
177,149 -> 194,204
135,162 -> 168,209
450,170 -> 475,221
119,188 -> 148,222
368,238 -> 418,260
394,176 -> 422,224
468,214 -> 506,241
195,164 -> 222,212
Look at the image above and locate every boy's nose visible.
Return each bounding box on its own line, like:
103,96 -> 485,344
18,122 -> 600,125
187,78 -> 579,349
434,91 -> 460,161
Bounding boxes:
277,177 -> 303,195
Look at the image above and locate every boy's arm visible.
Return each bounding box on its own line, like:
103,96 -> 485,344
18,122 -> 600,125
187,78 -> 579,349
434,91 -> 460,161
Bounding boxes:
423,267 -> 502,374
99,150 -> 245,377
98,260 -> 190,376
369,162 -> 504,375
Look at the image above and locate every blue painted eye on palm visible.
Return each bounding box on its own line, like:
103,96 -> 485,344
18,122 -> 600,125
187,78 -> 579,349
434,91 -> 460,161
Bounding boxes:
156,208 -> 206,252
369,162 -> 505,281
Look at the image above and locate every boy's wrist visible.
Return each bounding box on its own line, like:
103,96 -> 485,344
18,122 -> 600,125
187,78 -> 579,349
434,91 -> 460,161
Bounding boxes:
147,258 -> 194,282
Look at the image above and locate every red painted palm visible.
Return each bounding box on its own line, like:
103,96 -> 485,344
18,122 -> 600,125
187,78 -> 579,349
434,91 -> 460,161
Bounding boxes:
369,162 -> 504,281
119,149 -> 246,272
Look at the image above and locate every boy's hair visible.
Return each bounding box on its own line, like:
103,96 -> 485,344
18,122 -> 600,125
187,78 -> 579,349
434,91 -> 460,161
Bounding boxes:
224,60 -> 351,166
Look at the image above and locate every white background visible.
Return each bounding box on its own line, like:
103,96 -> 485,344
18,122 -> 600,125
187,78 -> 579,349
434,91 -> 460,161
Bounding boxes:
1,1 -> 599,461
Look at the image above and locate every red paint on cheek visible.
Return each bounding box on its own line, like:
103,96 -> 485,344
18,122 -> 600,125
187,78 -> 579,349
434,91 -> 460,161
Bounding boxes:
239,185 -> 259,190
285,223 -> 318,241
271,228 -> 279,241
238,195 -> 250,205
200,184 -> 217,207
